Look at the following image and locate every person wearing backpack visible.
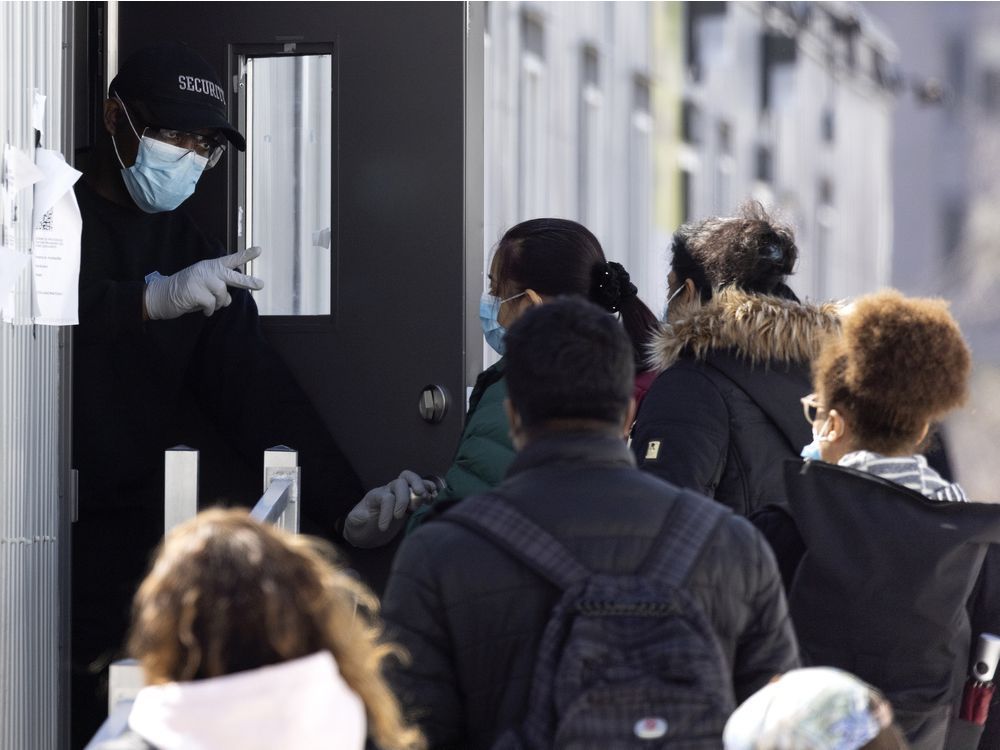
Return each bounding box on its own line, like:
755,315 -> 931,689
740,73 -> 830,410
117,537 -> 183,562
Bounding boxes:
382,297 -> 800,750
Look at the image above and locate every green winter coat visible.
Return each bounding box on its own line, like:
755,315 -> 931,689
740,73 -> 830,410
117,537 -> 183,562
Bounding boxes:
408,360 -> 514,530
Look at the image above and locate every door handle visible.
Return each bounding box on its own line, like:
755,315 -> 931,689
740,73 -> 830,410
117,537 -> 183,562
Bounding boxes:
418,385 -> 449,424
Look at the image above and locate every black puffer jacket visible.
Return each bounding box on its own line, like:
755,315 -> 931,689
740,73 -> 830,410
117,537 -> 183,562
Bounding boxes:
632,288 -> 841,516
382,432 -> 800,750
764,460 -> 1000,750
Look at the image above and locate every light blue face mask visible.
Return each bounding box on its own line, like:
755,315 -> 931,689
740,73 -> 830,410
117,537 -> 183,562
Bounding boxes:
112,97 -> 208,213
800,417 -> 832,461
479,291 -> 525,355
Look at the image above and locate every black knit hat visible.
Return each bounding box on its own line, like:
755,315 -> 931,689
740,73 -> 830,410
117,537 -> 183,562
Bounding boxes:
109,41 -> 245,151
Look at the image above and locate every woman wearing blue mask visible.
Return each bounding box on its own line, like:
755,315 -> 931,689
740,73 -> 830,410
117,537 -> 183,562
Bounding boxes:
344,218 -> 659,548
757,291 -> 1000,750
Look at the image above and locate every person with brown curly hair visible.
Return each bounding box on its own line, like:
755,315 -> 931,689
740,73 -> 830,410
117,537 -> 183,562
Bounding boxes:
758,290 -> 1000,750
631,201 -> 841,517
800,289 -> 970,494
95,508 -> 425,750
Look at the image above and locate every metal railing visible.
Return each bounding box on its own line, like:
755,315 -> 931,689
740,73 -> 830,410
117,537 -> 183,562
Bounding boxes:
163,444 -> 300,534
84,445 -> 300,749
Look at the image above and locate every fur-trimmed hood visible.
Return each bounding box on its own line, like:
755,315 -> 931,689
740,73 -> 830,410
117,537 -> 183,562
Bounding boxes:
648,288 -> 842,372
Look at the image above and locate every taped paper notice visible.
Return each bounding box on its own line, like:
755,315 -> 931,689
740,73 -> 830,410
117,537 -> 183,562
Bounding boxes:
32,148 -> 82,325
4,144 -> 44,194
32,90 -> 46,135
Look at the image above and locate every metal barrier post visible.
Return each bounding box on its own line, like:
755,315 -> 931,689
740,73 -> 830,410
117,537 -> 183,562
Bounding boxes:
164,446 -> 199,533
263,446 -> 299,533
107,659 -> 144,715
83,660 -> 145,749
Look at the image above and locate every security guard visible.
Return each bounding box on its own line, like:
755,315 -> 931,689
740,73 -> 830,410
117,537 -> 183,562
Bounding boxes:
72,41 -> 363,745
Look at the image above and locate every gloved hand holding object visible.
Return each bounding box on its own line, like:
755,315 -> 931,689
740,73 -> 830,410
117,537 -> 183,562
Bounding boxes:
344,470 -> 438,548
144,245 -> 264,320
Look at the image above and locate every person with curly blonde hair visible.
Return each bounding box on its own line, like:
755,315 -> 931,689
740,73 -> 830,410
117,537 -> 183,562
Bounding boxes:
755,290 -> 1000,750
96,508 -> 424,750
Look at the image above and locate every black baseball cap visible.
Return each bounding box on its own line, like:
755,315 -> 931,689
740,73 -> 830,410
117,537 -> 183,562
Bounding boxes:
109,41 -> 246,151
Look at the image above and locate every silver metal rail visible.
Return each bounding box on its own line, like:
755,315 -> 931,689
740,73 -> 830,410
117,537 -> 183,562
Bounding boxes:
161,444 -> 300,533
82,660 -> 144,749
164,445 -> 199,533
257,446 -> 300,533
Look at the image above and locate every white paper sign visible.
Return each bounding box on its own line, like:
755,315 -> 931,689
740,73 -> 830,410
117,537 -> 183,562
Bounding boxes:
4,144 -> 44,194
31,148 -> 82,325
32,90 -> 47,135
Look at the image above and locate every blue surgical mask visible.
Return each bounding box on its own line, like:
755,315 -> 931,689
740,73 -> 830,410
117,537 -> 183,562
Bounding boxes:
112,97 -> 208,213
479,291 -> 525,355
800,418 -> 832,461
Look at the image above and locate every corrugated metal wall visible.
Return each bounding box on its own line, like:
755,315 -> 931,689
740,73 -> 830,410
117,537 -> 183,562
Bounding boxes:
0,3 -> 69,749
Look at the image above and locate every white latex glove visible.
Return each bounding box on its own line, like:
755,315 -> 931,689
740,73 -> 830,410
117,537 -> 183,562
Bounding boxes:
144,245 -> 264,320
343,470 -> 438,549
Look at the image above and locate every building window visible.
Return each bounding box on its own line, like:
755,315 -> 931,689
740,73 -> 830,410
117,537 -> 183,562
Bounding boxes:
578,45 -> 603,231
982,69 -> 1000,113
760,32 -> 797,112
821,108 -> 835,143
946,37 -> 965,99
629,74 -> 653,265
942,201 -> 965,259
681,100 -> 703,145
755,144 -> 773,184
519,14 -> 547,218
714,120 -> 733,213
680,169 -> 694,223
816,179 -> 835,299
686,2 -> 727,82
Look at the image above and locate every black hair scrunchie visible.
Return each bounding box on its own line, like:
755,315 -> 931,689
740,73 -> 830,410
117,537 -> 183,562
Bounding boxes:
590,261 -> 638,313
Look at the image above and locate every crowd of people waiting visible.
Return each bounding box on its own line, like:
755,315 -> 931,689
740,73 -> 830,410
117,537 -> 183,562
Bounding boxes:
96,203 -> 1000,750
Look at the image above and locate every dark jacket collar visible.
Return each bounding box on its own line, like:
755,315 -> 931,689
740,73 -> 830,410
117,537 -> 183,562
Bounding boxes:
506,431 -> 636,478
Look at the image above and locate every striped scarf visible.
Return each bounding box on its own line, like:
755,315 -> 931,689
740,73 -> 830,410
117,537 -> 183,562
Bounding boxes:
838,450 -> 968,503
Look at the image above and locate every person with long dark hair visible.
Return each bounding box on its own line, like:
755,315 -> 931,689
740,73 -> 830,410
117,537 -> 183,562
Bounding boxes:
344,218 -> 659,548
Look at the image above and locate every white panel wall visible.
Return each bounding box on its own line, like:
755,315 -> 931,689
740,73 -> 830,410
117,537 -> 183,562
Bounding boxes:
483,1 -> 657,307
0,3 -> 68,749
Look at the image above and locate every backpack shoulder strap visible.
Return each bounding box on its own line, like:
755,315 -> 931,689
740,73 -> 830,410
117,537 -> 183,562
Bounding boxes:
445,494 -> 590,591
642,489 -> 729,587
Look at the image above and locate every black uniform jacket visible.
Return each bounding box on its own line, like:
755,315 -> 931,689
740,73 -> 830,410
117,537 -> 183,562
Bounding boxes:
382,431 -> 800,750
632,288 -> 841,517
73,179 -> 363,533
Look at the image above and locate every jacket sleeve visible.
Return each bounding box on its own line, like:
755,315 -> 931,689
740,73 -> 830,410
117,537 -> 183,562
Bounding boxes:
409,376 -> 514,532
189,290 -> 364,536
730,518 -> 801,702
76,210 -> 146,345
631,366 -> 729,497
382,531 -> 468,750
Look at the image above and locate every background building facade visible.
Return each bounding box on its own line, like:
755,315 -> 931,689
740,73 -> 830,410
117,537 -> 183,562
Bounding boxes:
484,0 -> 898,341
871,2 -> 1000,497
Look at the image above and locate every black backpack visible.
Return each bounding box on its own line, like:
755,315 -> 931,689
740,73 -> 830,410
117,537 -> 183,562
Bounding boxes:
447,491 -> 736,749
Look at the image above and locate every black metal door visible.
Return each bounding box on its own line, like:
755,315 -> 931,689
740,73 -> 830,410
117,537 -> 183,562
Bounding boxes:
115,2 -> 482,586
